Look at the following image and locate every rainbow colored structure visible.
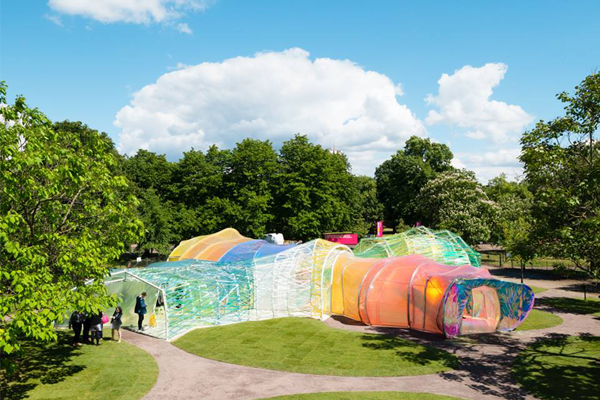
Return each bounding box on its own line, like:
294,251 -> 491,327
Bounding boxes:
106,228 -> 534,341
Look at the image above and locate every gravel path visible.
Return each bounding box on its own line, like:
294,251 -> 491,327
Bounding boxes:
122,281 -> 600,400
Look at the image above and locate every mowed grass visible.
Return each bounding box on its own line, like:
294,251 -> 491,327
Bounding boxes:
515,309 -> 563,331
529,285 -> 548,294
263,392 -> 464,399
513,334 -> 600,400
174,318 -> 459,376
1,329 -> 158,400
537,297 -> 600,317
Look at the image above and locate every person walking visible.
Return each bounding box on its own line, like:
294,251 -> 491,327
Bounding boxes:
89,311 -> 104,346
68,311 -> 83,346
134,292 -> 147,332
111,306 -> 123,342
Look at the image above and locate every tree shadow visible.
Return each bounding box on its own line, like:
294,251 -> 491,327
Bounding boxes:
555,282 -> 600,294
0,331 -> 85,400
359,333 -> 460,369
536,297 -> 600,316
512,333 -> 600,400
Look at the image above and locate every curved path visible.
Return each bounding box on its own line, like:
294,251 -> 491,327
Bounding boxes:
123,283 -> 600,400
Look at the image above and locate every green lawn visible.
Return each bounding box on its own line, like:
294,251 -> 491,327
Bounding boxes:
263,392 -> 463,400
515,309 -> 563,331
0,329 -> 158,400
529,285 -> 548,294
537,297 -> 600,317
173,317 -> 459,376
513,334 -> 600,400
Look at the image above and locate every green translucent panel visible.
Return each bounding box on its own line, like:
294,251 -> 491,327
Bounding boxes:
353,227 -> 481,267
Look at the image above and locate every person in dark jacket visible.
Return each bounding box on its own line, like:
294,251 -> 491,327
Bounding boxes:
82,312 -> 91,343
89,311 -> 104,346
134,292 -> 147,331
68,311 -> 83,346
111,306 -> 123,343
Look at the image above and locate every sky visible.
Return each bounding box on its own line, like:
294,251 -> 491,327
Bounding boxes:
1,0 -> 599,181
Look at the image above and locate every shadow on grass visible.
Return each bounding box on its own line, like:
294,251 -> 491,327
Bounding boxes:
536,297 -> 600,316
0,331 -> 84,400
360,334 -> 460,369
512,333 -> 600,400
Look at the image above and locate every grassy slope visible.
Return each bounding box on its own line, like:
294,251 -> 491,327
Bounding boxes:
263,392 -> 464,400
515,309 -> 563,331
1,329 -> 158,400
513,335 -> 600,400
174,317 -> 459,376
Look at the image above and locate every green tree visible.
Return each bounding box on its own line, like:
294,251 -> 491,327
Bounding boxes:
225,139 -> 278,238
137,189 -> 176,256
417,169 -> 497,244
123,149 -> 173,198
520,72 -> 600,279
274,135 -> 361,241
353,175 -> 384,234
375,136 -> 453,229
484,174 -> 533,244
0,84 -> 142,369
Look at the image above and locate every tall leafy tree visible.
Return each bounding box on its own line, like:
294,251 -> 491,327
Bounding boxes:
0,84 -> 142,368
520,72 -> 600,279
226,139 -> 278,237
484,174 -> 533,244
375,136 -> 453,229
353,175 -> 384,234
274,135 -> 360,241
417,169 -> 497,244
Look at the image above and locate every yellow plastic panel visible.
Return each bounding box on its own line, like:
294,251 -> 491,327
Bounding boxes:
168,235 -> 206,261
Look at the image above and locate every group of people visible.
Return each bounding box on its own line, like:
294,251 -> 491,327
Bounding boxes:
68,291 -> 148,345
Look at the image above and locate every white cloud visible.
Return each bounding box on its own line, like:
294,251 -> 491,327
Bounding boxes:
176,23 -> 193,35
48,0 -> 211,25
44,14 -> 64,27
115,48 -> 426,175
456,148 -> 523,182
426,63 -> 534,143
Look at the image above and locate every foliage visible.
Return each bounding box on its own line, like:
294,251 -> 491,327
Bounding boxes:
225,138 -> 278,238
375,136 -> 453,229
174,317 -> 458,376
0,83 -> 142,369
353,175 -> 384,235
274,135 -> 362,241
520,72 -> 600,279
0,330 -> 158,400
417,169 -> 497,244
485,173 -> 533,244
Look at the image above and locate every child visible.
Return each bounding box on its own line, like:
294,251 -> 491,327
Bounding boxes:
111,306 -> 123,343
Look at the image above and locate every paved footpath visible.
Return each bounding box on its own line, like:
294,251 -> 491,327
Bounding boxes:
124,281 -> 600,400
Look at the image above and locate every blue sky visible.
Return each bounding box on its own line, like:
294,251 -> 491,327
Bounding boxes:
2,0 -> 599,180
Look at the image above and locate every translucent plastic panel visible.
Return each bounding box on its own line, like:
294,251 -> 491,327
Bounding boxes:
177,228 -> 250,260
167,235 -> 206,261
218,240 -> 266,263
340,258 -> 378,321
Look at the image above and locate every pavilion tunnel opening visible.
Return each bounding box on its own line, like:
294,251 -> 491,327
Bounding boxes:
458,285 -> 501,334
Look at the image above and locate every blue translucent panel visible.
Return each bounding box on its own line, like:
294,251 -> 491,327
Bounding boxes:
255,243 -> 297,259
217,240 -> 267,263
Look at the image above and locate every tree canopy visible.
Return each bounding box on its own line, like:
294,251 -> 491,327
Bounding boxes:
417,169 -> 497,244
0,83 -> 142,366
520,72 -> 600,279
375,136 -> 453,229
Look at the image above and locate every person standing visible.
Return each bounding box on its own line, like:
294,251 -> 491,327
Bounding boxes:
134,292 -> 147,331
82,312 -> 91,343
111,306 -> 123,343
89,311 -> 104,346
68,311 -> 83,346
